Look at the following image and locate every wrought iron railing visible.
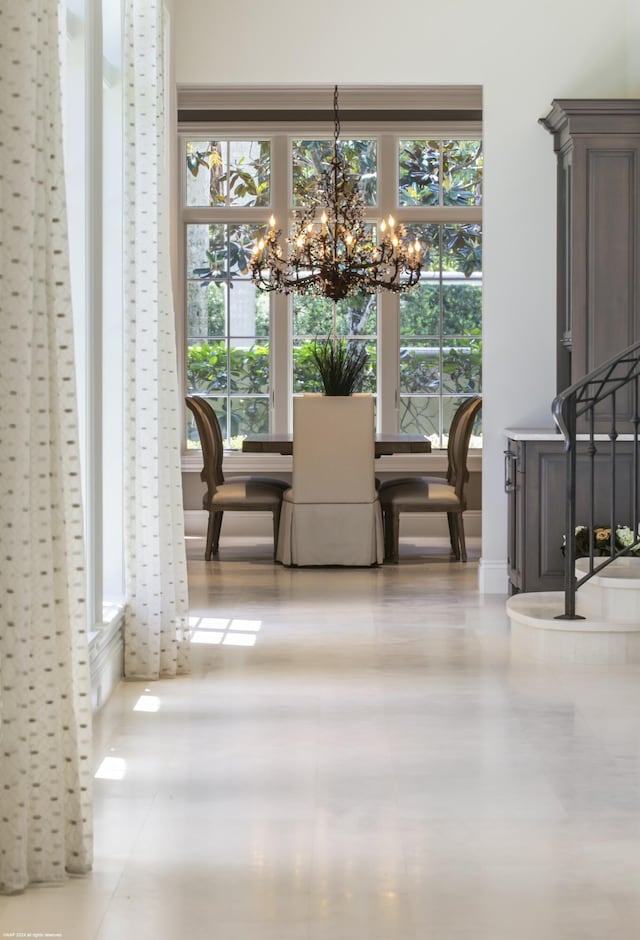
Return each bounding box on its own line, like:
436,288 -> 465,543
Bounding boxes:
552,340 -> 640,619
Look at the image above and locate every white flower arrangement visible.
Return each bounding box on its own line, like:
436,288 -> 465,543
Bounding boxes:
561,523 -> 640,557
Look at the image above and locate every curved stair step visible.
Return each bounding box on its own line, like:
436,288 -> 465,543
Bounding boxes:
507,591 -> 640,665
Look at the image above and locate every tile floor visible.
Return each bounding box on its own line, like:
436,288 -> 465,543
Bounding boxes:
3,536 -> 640,938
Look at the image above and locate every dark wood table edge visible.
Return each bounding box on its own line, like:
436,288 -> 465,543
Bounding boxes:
242,435 -> 432,457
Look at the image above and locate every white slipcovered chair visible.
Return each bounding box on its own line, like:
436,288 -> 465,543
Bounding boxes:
277,395 -> 384,566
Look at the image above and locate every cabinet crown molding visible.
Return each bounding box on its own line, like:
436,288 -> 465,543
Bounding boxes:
540,98 -> 640,145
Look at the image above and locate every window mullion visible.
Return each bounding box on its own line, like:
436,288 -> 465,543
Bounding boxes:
377,133 -> 400,433
271,134 -> 290,433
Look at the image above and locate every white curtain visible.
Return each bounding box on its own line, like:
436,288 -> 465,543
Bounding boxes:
123,0 -> 190,679
0,0 -> 92,893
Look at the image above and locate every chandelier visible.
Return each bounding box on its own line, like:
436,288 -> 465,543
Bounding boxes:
250,86 -> 422,303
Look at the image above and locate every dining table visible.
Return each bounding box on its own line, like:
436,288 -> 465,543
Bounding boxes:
242,433 -> 432,457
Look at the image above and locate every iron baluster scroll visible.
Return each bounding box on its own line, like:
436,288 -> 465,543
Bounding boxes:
250,86 -> 422,303
552,340 -> 640,619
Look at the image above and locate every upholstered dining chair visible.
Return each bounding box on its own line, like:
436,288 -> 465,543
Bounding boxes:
378,396 -> 482,563
276,395 -> 384,566
186,396 -> 288,560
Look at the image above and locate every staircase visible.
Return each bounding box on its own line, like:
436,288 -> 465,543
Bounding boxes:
507,340 -> 640,666
508,557 -> 640,664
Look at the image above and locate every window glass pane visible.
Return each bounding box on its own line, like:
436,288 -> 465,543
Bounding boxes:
441,223 -> 482,275
293,294 -> 377,339
442,338 -> 482,394
187,280 -> 225,339
292,139 -> 377,206
186,222 -> 262,280
186,341 -> 229,394
442,279 -> 482,334
102,0 -> 124,607
400,283 -> 440,336
399,140 -> 483,208
186,396 -> 265,451
399,393 -> 480,445
293,338 -> 377,394
186,140 -> 226,206
185,140 -> 270,207
442,140 -> 482,207
187,221 -> 224,279
398,139 -> 440,206
227,141 -> 271,206
228,223 -> 264,278
228,397 -> 270,447
399,395 -> 439,438
186,395 -> 227,449
228,283 -> 267,338
293,340 -> 324,394
230,342 -> 270,394
186,342 -> 271,403
404,222 -> 440,269
400,342 -> 440,394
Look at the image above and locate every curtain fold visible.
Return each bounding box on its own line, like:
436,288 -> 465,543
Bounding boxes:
123,0 -> 190,679
0,0 -> 92,893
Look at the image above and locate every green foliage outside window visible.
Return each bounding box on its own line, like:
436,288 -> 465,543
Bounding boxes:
186,140 -> 271,208
292,139 -> 377,206
399,139 -> 482,207
187,334 -> 480,443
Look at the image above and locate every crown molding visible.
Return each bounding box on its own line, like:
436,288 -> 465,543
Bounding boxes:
177,83 -> 482,114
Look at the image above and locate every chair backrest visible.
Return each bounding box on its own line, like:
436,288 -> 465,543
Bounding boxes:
449,396 -> 482,499
185,396 -> 225,495
292,395 -> 377,503
446,395 -> 481,486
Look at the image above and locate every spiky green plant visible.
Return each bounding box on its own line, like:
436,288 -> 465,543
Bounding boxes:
311,337 -> 369,396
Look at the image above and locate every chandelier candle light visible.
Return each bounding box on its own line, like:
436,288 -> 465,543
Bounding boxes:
250,86 -> 422,304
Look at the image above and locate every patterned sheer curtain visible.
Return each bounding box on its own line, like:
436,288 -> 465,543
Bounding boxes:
0,1 -> 92,893
123,0 -> 190,678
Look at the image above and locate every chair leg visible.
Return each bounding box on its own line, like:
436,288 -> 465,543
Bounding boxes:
449,514 -> 462,561
272,505 -> 281,561
212,512 -> 223,554
446,512 -> 457,556
457,514 -> 468,562
205,511 -> 216,560
205,510 -> 224,560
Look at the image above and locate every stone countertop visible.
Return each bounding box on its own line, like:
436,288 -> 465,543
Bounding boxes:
505,427 -> 638,441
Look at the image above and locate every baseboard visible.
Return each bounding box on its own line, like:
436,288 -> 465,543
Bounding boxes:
89,612 -> 124,713
477,557 -> 510,594
184,508 -> 482,539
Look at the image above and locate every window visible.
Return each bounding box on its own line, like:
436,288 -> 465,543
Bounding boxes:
62,0 -> 125,629
185,140 -> 271,447
179,87 -> 482,450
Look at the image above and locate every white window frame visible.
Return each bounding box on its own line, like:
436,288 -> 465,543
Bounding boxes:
62,0 -> 125,639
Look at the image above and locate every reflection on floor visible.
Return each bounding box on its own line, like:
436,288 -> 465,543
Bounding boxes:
3,536 -> 640,939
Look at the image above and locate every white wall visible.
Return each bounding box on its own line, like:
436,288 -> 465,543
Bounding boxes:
173,0 -> 638,591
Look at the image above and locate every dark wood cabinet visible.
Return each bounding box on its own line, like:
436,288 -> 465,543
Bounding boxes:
506,433 -> 638,594
540,100 -> 640,418
507,101 -> 640,594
